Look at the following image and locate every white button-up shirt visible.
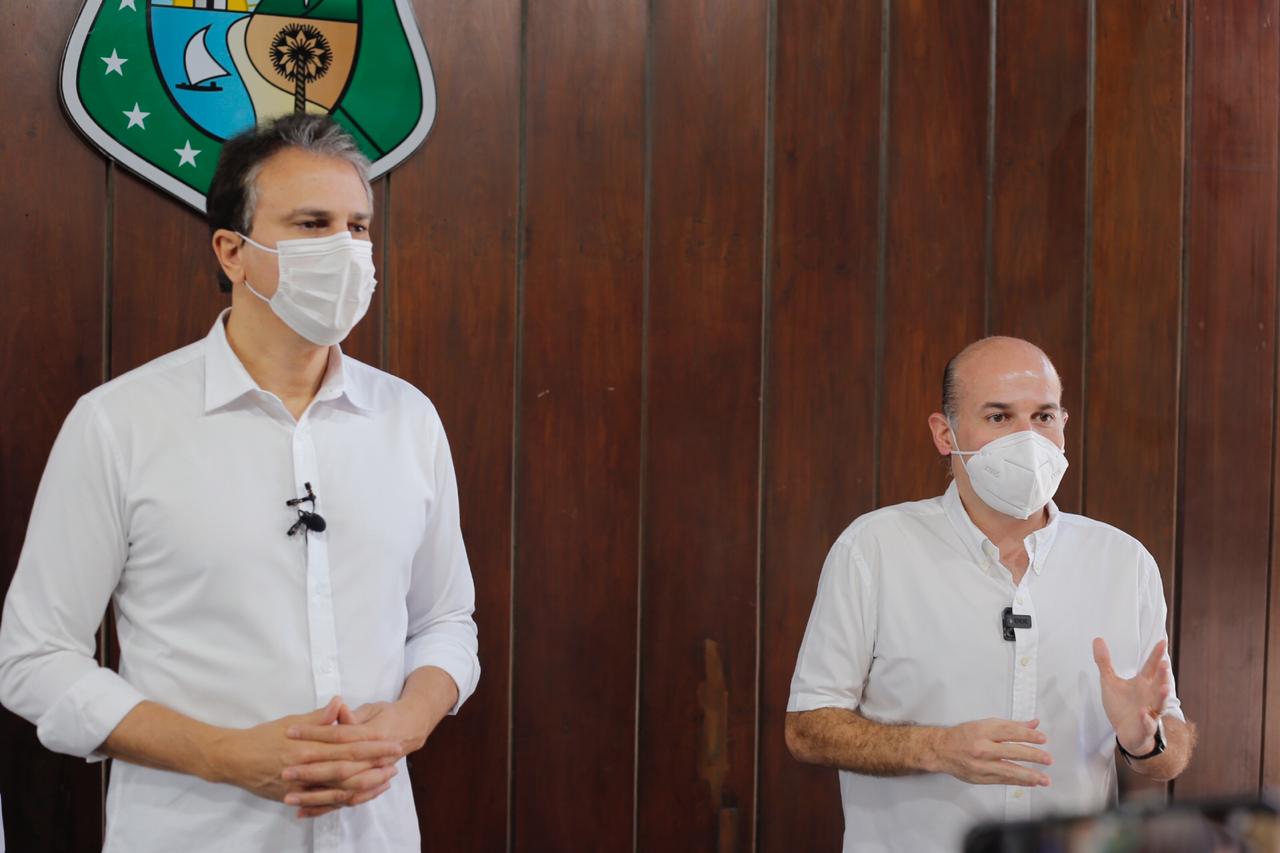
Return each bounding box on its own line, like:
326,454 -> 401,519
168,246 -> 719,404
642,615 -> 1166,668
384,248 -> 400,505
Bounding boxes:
0,311 -> 480,853
788,482 -> 1183,853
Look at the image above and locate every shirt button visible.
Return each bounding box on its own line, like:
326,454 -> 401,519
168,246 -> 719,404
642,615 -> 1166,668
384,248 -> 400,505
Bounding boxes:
322,661 -> 335,674
1015,596 -> 1024,605
1012,789 -> 1024,799
1020,656 -> 1031,667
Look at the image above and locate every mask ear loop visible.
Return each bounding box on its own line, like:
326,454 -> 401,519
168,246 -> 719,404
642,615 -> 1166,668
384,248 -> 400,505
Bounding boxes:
236,233 -> 279,304
947,420 -> 977,457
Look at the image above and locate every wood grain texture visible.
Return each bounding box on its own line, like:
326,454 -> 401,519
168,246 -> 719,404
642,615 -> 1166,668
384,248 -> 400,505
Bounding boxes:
1176,0 -> 1277,799
387,0 -> 520,847
988,0 -> 1088,513
512,0 -> 647,848
634,0 -> 766,848
109,172 -> 225,374
1087,0 -> 1185,626
1087,0 -> 1185,802
878,0 -> 988,507
757,1 -> 882,850
0,0 -> 108,848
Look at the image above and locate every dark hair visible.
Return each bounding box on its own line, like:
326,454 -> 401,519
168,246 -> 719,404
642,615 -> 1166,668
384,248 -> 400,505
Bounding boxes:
206,113 -> 372,293
941,354 -> 961,422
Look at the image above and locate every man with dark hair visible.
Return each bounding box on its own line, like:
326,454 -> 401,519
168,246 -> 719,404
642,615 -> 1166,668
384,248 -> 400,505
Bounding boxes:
0,114 -> 479,852
785,336 -> 1195,853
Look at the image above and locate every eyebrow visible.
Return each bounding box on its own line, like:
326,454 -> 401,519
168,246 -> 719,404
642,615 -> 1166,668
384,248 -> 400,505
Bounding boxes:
281,208 -> 372,222
979,402 -> 1061,411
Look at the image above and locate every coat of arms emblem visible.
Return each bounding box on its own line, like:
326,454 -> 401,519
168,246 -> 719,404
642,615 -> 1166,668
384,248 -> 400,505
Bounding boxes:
61,0 -> 436,210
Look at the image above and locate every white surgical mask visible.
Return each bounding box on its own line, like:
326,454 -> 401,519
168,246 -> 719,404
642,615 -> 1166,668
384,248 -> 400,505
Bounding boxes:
950,428 -> 1068,520
239,231 -> 377,346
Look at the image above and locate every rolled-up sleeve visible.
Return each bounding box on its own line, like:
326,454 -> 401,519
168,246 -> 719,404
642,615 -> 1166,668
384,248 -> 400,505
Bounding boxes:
403,412 -> 480,714
1138,552 -> 1185,722
788,532 -> 878,713
0,397 -> 144,759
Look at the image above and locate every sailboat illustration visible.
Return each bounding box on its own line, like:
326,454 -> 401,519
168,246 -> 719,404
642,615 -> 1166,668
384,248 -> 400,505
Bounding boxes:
175,25 -> 230,91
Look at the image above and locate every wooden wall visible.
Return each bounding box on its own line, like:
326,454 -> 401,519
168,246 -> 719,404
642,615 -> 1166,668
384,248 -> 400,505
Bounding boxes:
2,0 -> 1278,849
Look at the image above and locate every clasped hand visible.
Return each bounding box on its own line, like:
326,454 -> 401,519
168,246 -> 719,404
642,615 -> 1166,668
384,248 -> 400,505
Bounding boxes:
221,695 -> 424,819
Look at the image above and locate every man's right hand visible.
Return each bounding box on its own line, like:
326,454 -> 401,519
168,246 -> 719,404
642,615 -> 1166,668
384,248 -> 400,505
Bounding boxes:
207,697 -> 403,813
926,718 -> 1053,787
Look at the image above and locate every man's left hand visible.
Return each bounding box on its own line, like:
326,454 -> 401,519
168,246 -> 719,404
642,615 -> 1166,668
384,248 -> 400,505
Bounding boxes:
1092,637 -> 1171,755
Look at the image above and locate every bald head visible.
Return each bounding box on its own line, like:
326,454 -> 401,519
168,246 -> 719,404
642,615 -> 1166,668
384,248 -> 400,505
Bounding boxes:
941,336 -> 1062,423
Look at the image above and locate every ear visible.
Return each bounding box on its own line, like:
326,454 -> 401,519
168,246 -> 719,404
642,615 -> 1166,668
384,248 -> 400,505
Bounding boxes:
927,412 -> 956,457
212,229 -> 245,288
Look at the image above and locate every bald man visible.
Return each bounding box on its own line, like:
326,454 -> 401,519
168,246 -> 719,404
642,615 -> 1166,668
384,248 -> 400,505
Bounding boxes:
785,337 -> 1195,853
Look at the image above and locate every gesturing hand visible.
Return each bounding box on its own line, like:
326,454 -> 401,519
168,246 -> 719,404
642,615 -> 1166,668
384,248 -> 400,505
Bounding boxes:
929,718 -> 1053,787
213,697 -> 403,818
1093,637 -> 1171,756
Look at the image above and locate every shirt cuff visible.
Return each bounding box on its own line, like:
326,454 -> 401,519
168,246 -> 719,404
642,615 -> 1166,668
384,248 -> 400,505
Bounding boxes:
404,638 -> 479,715
36,667 -> 146,762
786,691 -> 860,714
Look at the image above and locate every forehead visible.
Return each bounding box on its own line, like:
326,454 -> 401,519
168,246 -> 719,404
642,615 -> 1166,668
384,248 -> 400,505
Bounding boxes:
954,343 -> 1061,407
251,147 -> 370,216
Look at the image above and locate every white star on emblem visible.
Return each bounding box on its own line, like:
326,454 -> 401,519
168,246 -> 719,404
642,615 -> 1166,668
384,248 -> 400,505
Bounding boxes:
118,0 -> 136,10
175,140 -> 201,167
123,103 -> 149,129
101,49 -> 127,76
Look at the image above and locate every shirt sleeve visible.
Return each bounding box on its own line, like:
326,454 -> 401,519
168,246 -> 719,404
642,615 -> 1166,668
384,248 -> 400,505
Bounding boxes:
1137,551 -> 1185,722
0,397 -> 145,761
402,411 -> 480,715
787,531 -> 878,713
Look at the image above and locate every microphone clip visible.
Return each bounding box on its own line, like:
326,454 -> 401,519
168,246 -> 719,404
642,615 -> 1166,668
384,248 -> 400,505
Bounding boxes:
286,482 -> 327,537
1001,607 -> 1032,641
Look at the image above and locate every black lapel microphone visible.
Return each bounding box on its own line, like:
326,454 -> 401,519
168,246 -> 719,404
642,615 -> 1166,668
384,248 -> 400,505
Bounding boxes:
286,482 -> 327,537
1001,607 -> 1032,641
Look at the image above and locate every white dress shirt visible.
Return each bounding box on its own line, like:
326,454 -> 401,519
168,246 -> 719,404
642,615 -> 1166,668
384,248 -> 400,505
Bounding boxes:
788,482 -> 1183,853
0,310 -> 480,853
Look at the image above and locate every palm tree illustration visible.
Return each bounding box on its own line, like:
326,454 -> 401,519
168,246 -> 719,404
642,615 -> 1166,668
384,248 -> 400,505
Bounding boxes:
269,23 -> 332,114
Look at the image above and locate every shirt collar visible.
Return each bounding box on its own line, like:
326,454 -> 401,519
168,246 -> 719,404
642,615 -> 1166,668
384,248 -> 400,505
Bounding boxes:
203,308 -> 377,415
941,480 -> 1061,576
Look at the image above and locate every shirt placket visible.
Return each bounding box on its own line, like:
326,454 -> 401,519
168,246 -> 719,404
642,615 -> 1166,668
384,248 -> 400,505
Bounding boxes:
1005,581 -> 1038,821
292,416 -> 344,851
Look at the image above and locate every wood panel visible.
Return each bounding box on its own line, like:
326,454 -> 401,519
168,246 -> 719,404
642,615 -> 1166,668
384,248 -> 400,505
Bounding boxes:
878,0 -> 988,506
757,0 -> 882,850
512,0 -> 647,849
109,173 -> 225,374
388,0 -> 520,848
1176,0 -> 1277,799
988,0 -> 1088,513
635,0 -> 766,848
0,0 -> 108,848
1087,0 -> 1185,801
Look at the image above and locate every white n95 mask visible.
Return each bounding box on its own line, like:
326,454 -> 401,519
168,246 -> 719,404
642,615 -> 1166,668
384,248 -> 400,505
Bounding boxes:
239,231 -> 377,346
950,429 -> 1068,519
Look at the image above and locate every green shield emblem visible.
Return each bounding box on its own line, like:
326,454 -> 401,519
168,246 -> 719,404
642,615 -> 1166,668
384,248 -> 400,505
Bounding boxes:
62,0 -> 436,210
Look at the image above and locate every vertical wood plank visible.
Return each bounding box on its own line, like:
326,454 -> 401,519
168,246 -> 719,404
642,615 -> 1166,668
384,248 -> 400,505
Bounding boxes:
635,0 -> 766,847
0,1 -> 107,849
109,174 -> 225,374
878,0 -> 988,507
513,0 -> 647,848
1177,0 -> 1276,799
757,1 -> 881,850
988,0 -> 1088,513
1087,0 -> 1185,801
388,0 -> 520,848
